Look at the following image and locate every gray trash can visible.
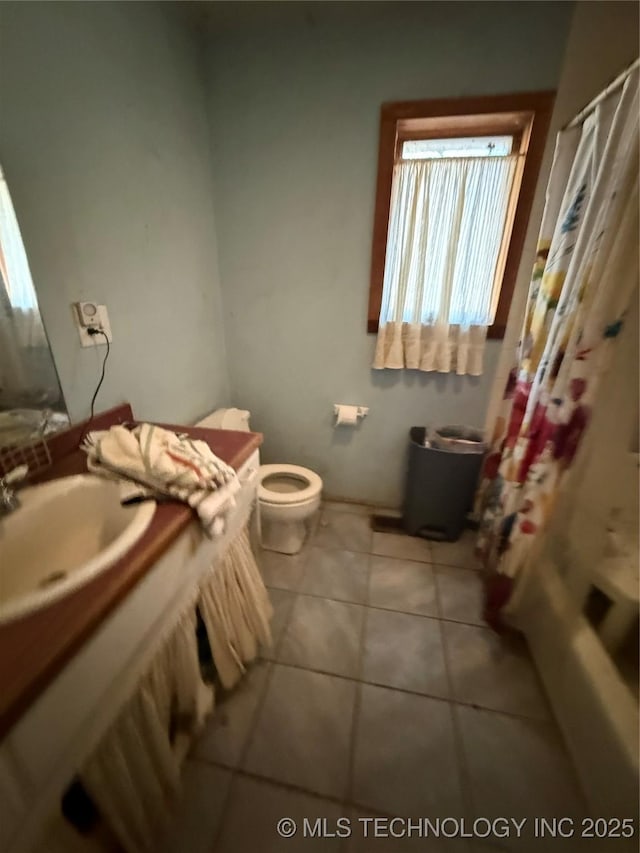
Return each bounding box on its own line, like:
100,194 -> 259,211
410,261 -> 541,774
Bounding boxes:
403,425 -> 486,542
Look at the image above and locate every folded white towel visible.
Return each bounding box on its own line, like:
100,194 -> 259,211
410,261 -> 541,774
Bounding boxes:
82,423 -> 241,536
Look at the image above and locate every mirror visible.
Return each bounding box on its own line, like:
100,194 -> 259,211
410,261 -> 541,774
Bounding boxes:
0,163 -> 69,448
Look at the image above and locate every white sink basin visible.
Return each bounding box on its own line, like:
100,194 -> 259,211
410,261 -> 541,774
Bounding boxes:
0,475 -> 155,624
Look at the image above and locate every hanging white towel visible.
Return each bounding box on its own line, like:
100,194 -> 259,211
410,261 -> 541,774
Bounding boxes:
82,423 -> 241,536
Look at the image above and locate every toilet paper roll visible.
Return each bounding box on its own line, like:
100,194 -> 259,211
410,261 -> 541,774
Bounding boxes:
335,405 -> 359,426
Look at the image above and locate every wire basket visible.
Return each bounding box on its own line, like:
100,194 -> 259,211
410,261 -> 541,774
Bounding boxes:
0,437 -> 51,478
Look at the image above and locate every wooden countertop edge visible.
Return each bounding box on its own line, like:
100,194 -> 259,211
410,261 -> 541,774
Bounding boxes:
0,426 -> 263,738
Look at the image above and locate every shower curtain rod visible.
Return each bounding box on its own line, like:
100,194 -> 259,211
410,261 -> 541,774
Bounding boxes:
563,56 -> 639,130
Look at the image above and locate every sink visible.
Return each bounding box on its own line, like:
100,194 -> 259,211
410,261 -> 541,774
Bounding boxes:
0,475 -> 155,624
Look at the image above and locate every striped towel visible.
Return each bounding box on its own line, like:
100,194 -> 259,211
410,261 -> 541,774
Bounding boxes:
82,423 -> 241,537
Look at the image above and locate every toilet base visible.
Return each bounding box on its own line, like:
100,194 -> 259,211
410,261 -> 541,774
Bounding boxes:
261,518 -> 309,555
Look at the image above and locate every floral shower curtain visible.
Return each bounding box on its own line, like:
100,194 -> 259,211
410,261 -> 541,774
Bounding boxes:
476,66 -> 639,628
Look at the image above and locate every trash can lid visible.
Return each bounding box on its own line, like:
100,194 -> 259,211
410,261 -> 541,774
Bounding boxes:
432,425 -> 486,452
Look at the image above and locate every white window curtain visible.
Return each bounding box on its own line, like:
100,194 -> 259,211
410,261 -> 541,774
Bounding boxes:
0,167 -> 46,349
0,165 -> 47,404
80,605 -> 214,853
373,154 -> 517,375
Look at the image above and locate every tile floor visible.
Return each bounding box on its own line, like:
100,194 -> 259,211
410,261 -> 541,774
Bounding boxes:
161,503 -> 592,853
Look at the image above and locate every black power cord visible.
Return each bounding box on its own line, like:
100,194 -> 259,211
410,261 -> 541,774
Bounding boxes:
78,327 -> 111,444
86,327 -> 110,420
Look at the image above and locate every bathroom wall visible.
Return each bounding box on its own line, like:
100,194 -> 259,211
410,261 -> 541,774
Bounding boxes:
205,1 -> 573,505
0,2 -> 229,424
485,0 -> 640,437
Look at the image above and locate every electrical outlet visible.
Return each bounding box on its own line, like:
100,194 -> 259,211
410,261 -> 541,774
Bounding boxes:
72,302 -> 113,347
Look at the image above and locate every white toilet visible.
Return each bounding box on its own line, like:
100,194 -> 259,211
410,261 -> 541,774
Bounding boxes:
196,408 -> 323,555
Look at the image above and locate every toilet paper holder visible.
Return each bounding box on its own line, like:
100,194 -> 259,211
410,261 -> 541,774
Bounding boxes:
333,404 -> 369,425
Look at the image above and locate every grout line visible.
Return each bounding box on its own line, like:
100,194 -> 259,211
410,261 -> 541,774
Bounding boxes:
345,681 -> 363,818
437,597 -> 477,849
264,583 -> 484,629
198,536 -> 573,850
236,663 -> 275,770
195,758 -> 457,825
262,534 -> 482,572
209,659 -> 278,853
370,551 -> 433,565
208,763 -> 235,853
432,552 -> 445,622
258,589 -> 298,663
316,511 -> 483,571
344,553 -> 370,810
371,554 -> 483,573
322,499 -> 397,512
241,657 -> 555,727
261,549 -> 480,580
193,597 -> 575,848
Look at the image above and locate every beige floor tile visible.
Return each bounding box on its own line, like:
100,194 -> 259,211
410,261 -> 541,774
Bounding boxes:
259,549 -> 305,591
313,509 -> 373,553
299,546 -> 370,604
371,531 -> 433,563
193,661 -> 270,767
443,622 -> 550,720
216,775 -> 345,853
458,705 -> 588,852
431,531 -> 481,571
436,565 -> 485,626
362,608 -> 449,697
158,762 -> 231,853
353,684 -> 464,818
277,595 -> 364,678
369,556 -> 438,616
261,587 -> 296,660
243,664 -> 356,798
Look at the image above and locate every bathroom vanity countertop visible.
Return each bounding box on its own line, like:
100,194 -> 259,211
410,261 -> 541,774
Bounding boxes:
0,407 -> 262,737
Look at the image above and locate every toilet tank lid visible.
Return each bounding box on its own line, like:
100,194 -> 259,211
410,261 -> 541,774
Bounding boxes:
196,408 -> 251,431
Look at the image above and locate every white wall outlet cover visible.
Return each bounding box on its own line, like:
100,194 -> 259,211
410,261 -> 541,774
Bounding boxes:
73,303 -> 113,347
75,301 -> 100,327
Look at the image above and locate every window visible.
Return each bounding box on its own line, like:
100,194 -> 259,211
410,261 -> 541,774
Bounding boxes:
401,135 -> 513,159
368,93 -> 555,346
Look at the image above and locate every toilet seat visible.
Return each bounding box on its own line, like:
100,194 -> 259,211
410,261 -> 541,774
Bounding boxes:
258,464 -> 323,506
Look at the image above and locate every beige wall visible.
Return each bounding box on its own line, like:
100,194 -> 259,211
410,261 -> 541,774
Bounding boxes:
0,3 -> 230,424
205,1 -> 573,505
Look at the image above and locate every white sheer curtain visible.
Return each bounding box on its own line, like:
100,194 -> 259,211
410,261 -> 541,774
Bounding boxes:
0,167 -> 46,349
373,155 -> 517,375
0,166 -> 47,400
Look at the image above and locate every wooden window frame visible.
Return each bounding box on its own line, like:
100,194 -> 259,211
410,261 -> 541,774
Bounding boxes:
367,91 -> 555,337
